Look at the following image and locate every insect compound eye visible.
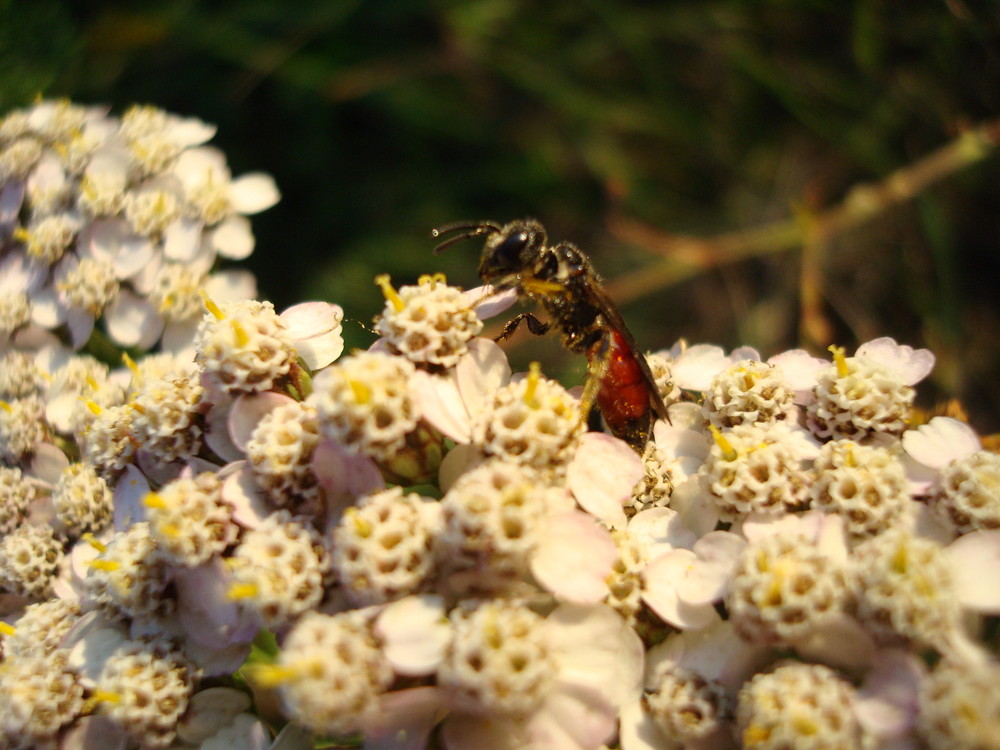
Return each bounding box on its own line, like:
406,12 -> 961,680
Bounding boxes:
488,230 -> 532,272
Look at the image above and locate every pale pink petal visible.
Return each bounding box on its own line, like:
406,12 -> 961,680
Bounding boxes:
221,463 -> 271,529
30,285 -> 67,327
442,714 -> 524,750
789,612 -> 876,670
281,301 -> 345,370
362,687 -> 447,750
854,650 -> 924,740
161,317 -> 201,358
412,370 -> 472,444
668,478 -> 719,538
66,308 -> 96,349
618,698 -> 672,750
856,337 -> 935,385
229,173 -> 280,214
375,595 -> 451,676
645,620 -> 766,690
527,681 -> 617,750
29,442 -> 70,483
204,397 -> 244,463
104,288 -> 163,348
176,687 -> 252,745
0,181 -> 25,228
172,147 -> 227,190
642,550 -> 721,630
113,465 -> 150,529
60,715 -> 129,750
455,338 -> 512,418
670,344 -> 729,392
729,346 -> 761,362
546,604 -> 645,705
678,531 -> 746,605
947,531 -> 1000,612
270,722 -> 314,750
202,714 -> 271,750
211,214 -> 254,260
229,392 -> 296,451
902,417 -> 981,470
465,285 -> 519,320
531,511 -> 617,604
567,433 -> 642,528
768,349 -> 828,396
312,437 -> 384,504
627,507 -> 697,559
438,444 -> 483,493
175,560 -> 258,651
204,268 -> 258,302
0,250 -> 46,294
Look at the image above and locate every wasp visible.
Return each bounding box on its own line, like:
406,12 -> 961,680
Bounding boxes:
432,218 -> 669,450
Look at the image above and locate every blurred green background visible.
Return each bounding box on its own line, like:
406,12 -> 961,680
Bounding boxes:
4,0 -> 1000,431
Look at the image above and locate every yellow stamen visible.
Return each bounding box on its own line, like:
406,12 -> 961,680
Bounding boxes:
85,375 -> 100,392
90,689 -> 122,705
157,522 -> 182,538
890,541 -> 909,575
523,362 -> 542,408
82,533 -> 107,553
0,622 -> 15,637
243,662 -> 303,689
743,724 -> 771,744
348,379 -> 371,404
347,508 -> 372,538
418,272 -> 447,287
12,226 -> 30,244
85,399 -> 102,416
843,444 -> 856,468
375,274 -> 405,312
200,291 -> 225,320
231,320 -> 249,348
88,559 -> 120,572
709,425 -> 738,461
122,352 -> 140,380
143,492 -> 166,509
227,582 -> 259,600
828,345 -> 849,378
130,402 -> 146,415
0,401 -> 11,414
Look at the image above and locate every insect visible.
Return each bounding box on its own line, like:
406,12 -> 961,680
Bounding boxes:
432,217 -> 669,450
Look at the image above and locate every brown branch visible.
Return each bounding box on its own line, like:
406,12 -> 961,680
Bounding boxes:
604,117 -> 1000,305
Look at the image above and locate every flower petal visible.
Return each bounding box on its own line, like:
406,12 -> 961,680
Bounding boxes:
947,530 -> 1000,612
229,173 -> 280,214
642,549 -> 721,630
375,595 -> 451,676
902,417 -> 981,470
532,511 -> 617,604
856,337 -> 935,385
567,433 -> 642,529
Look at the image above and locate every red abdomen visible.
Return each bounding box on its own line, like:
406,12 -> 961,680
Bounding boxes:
591,329 -> 652,439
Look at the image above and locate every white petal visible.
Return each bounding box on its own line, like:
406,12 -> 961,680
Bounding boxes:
531,511 -> 617,604
229,173 -> 280,214
627,506 -> 697,558
789,612 -> 876,671
442,714 -> 524,750
113,465 -> 150,530
456,337 -> 512,418
566,433 -> 642,529
768,349 -> 829,391
853,650 -> 924,740
30,285 -> 68,327
526,681 -> 617,750
163,216 -> 204,262
361,687 -> 447,750
67,309 -> 96,349
229,392 -> 296,451
176,687 -> 252,745
729,345 -> 761,361
104,289 -> 163,348
201,714 -> 270,750
670,344 -> 729,392
374,595 -> 451,676
171,117 -> 217,147
901,417 -> 981,470
281,301 -> 344,370
221,463 -> 271,529
642,550 -> 721,630
0,180 -> 25,228
411,370 -> 472,444
546,604 -> 645,705
466,285 -> 519,320
204,269 -> 257,302
0,250 -> 46,294
30,441 -> 71,483
856,337 -> 935,385
667,478 -> 719,538
211,214 -> 254,260
947,530 -> 1000,612
678,531 -> 746,605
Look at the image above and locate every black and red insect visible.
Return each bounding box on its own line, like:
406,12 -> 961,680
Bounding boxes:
432,218 -> 668,450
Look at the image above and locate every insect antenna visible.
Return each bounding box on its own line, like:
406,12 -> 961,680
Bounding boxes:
430,220 -> 502,255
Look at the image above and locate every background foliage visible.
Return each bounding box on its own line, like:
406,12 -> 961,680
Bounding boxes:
4,0 -> 1000,430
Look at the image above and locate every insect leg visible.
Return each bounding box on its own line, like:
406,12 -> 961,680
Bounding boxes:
496,313 -> 550,342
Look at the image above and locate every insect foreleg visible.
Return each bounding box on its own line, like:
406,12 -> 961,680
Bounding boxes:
497,312 -> 550,342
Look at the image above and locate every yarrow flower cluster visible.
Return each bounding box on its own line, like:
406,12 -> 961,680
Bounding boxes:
2,98 -> 1000,750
